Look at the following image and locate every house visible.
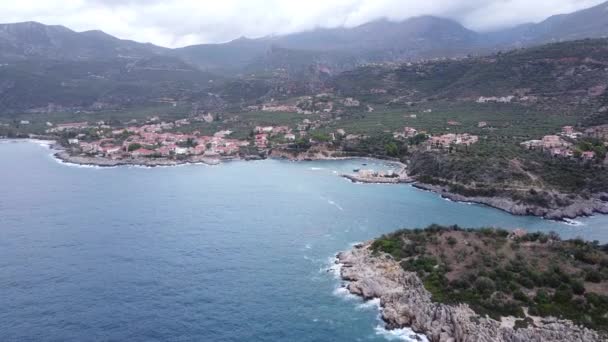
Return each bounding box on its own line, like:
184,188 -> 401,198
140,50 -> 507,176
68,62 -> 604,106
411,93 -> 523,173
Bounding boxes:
562,126 -> 575,135
157,146 -> 174,156
550,148 -> 573,157
68,139 -> 79,145
273,126 -> 290,134
430,133 -> 479,148
255,134 -> 268,148
541,135 -> 566,148
478,121 -> 488,128
20,120 -> 30,125
175,147 -> 188,155
582,151 -> 596,160
103,145 -> 122,154
131,148 -> 155,157
403,127 -> 418,138
284,133 -> 296,141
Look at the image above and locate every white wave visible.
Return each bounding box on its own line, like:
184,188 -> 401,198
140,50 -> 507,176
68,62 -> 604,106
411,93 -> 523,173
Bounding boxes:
356,298 -> 380,310
304,243 -> 312,249
332,286 -> 358,300
309,167 -> 324,171
327,199 -> 344,211
563,218 -> 585,227
326,257 -> 342,279
51,157 -> 114,169
374,325 -> 429,342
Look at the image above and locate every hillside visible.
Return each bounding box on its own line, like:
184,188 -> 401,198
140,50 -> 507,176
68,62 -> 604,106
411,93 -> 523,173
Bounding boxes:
330,39 -> 608,109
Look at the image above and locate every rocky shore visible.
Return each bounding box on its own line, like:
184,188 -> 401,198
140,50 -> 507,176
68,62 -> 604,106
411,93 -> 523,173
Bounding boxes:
412,183 -> 608,221
336,243 -> 603,342
54,150 -> 223,167
342,168 -> 413,184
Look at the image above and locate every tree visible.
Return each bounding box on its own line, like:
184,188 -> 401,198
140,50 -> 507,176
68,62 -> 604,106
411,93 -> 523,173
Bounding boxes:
127,143 -> 142,152
385,142 -> 399,157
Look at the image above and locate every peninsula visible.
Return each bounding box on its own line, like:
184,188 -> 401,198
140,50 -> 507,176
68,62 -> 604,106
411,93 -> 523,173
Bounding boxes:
337,225 -> 608,341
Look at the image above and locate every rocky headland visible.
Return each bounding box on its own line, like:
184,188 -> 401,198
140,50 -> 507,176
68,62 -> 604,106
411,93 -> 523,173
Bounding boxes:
337,241 -> 604,342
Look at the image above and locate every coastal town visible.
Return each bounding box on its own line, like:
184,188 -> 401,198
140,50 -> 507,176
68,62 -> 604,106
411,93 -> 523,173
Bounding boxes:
10,109 -> 608,169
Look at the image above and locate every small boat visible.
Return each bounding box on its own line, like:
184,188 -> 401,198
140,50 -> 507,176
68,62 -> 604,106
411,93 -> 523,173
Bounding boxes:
353,168 -> 360,172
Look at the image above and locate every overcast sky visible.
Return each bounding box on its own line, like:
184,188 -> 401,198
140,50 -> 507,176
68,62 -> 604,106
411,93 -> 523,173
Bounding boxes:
0,0 -> 605,47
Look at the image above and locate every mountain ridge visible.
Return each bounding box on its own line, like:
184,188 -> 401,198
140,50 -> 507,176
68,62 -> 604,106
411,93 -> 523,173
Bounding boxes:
1,1 -> 607,74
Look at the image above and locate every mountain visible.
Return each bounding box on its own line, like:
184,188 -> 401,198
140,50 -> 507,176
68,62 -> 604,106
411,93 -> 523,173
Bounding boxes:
489,1 -> 608,47
1,2 -> 608,114
2,2 -> 608,73
0,21 -> 166,61
175,16 -> 485,75
174,2 -> 608,74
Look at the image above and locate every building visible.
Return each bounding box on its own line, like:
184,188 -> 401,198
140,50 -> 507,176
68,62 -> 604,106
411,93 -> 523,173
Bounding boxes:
562,126 -> 575,135
582,151 -> 596,160
404,127 -> 418,138
131,148 -> 155,157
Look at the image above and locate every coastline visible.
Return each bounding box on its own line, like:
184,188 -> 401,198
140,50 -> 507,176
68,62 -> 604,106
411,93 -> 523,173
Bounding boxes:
4,137 -> 607,220
412,183 -> 608,221
335,242 -> 603,342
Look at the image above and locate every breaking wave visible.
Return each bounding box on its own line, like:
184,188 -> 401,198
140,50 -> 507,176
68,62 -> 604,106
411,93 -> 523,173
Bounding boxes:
374,325 -> 429,342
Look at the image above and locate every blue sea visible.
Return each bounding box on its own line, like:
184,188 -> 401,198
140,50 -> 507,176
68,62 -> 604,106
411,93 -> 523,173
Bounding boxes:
1,140 -> 607,342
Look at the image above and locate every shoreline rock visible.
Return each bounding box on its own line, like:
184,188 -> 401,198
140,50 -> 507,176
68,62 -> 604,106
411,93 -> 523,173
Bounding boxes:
53,150 -> 224,167
412,183 -> 608,221
336,243 -> 603,342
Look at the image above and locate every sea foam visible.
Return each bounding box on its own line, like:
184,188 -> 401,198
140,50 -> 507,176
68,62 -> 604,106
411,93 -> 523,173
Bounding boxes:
374,325 -> 429,342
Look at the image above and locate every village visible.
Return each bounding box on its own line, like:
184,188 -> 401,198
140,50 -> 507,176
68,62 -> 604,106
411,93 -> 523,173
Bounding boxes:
521,125 -> 608,162
40,110 -> 490,164
48,119 -> 245,161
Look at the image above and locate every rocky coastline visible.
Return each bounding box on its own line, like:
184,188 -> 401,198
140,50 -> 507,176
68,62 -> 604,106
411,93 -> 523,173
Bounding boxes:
53,150 -> 225,167
336,243 -> 603,342
412,183 -> 608,221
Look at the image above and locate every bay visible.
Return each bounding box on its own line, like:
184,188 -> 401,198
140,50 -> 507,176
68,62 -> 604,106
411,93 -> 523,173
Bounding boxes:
1,141 -> 606,341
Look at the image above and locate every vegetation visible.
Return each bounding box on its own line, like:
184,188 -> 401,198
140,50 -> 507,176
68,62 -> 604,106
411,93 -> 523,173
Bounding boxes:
371,225 -> 608,331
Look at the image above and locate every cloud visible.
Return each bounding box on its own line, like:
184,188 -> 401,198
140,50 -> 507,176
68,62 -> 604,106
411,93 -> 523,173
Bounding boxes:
0,0 -> 604,47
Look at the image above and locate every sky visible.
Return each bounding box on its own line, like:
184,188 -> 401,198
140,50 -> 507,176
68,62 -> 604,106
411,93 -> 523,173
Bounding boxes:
0,0 -> 605,47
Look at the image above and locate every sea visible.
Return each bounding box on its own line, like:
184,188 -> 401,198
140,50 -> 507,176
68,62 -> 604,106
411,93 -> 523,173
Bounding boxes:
1,140 -> 607,341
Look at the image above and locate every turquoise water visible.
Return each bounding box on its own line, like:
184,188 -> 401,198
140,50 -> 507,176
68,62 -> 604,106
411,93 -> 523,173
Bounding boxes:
1,141 -> 607,341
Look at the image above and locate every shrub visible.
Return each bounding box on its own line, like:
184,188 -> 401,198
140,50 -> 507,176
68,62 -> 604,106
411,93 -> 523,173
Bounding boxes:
475,277 -> 496,296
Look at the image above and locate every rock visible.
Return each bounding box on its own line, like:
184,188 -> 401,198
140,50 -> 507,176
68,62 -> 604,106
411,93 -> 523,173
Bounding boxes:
337,243 -> 603,342
411,182 -> 608,220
